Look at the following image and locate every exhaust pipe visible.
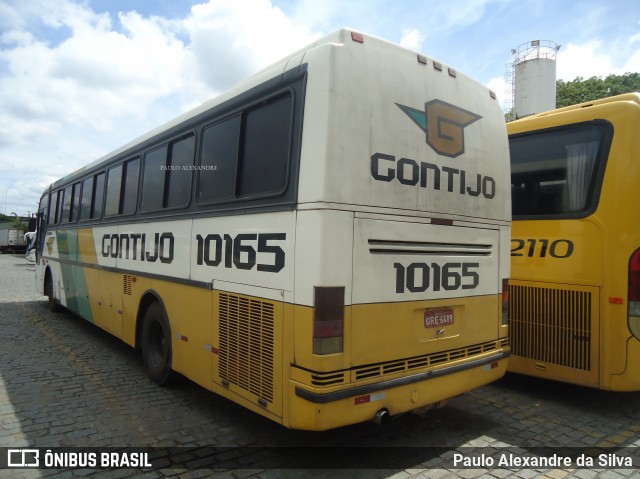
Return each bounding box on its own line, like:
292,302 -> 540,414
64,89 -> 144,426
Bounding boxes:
373,408 -> 390,426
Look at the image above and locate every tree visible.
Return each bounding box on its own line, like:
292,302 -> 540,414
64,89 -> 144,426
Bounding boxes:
556,73 -> 640,108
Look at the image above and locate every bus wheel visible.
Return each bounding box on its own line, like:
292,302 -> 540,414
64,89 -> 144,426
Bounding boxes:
142,301 -> 175,386
44,273 -> 60,312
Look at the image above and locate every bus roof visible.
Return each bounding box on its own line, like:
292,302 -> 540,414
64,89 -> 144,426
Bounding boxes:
47,28 -> 452,193
514,92 -> 640,121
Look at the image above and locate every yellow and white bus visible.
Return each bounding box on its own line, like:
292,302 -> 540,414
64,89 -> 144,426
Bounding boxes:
35,29 -> 511,430
509,93 -> 640,391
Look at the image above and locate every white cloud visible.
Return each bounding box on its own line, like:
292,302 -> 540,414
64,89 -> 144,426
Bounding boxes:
182,0 -> 317,98
556,39 -> 640,81
628,32 -> 640,46
0,0 -> 320,216
399,28 -> 424,52
487,76 -> 508,111
556,40 -> 615,81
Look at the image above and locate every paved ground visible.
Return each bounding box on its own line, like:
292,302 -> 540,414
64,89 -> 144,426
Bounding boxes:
1,253 -> 639,479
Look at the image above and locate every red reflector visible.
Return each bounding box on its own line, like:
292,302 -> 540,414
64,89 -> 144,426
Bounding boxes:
609,297 -> 624,304
355,395 -> 370,405
313,319 -> 343,338
351,32 -> 364,43
490,361 -> 498,369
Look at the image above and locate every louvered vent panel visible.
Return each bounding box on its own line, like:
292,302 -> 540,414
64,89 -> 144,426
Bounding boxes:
122,275 -> 132,296
219,293 -> 274,403
510,285 -> 592,371
352,340 -> 505,381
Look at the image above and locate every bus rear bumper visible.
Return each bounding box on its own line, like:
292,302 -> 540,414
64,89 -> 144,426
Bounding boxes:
288,350 -> 509,431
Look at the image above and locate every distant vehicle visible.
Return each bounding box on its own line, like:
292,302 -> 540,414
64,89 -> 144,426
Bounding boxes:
24,231 -> 36,261
35,29 -> 511,430
0,228 -> 27,254
508,93 -> 640,391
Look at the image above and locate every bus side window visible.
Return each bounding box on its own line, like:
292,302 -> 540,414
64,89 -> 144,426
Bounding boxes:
70,182 -> 81,222
122,158 -> 140,215
105,165 -> 123,217
141,134 -> 195,211
92,173 -> 105,219
238,93 -> 292,197
105,158 -> 139,216
61,185 -> 72,223
79,177 -> 93,221
167,135 -> 195,208
199,116 -> 241,203
48,191 -> 59,225
55,190 -> 64,224
141,146 -> 167,211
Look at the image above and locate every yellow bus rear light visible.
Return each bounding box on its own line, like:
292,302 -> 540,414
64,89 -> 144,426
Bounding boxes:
628,249 -> 640,340
313,319 -> 343,338
313,286 -> 345,354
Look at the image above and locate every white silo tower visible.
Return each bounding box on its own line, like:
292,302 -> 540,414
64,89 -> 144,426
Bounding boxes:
507,40 -> 560,119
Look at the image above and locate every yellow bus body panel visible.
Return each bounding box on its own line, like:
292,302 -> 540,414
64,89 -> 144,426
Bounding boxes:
509,94 -> 640,390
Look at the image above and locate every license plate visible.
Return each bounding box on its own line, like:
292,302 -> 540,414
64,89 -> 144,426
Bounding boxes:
424,308 -> 454,328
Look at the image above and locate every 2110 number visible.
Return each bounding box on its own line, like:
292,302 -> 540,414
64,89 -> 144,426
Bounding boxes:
511,238 -> 574,258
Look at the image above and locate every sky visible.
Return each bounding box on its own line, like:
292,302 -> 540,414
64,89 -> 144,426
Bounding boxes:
1,0 -> 639,217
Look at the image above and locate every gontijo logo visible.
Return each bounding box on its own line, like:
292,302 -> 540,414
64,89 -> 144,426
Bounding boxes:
369,99 -> 495,200
396,100 -> 481,158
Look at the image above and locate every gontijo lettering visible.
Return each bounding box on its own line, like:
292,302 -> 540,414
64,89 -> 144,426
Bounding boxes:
371,153 -> 496,199
101,233 -> 174,263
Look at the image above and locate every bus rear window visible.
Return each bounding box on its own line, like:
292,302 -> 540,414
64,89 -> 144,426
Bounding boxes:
510,122 -> 611,218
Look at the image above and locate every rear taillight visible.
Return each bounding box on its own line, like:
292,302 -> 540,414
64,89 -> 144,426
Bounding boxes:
313,287 -> 344,355
628,249 -> 640,339
502,279 -> 510,326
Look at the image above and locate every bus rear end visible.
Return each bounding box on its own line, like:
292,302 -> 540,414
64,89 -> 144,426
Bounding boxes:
288,30 -> 511,430
508,94 -> 640,390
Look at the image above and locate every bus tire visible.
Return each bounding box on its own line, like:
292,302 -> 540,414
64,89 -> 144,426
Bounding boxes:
142,301 -> 175,386
44,272 -> 60,313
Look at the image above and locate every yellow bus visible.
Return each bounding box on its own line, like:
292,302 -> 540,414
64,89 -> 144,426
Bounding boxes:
35,29 -> 511,430
509,92 -> 640,390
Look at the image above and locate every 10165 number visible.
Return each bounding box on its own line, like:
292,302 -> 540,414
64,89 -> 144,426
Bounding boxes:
195,233 -> 286,273
394,262 -> 479,294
